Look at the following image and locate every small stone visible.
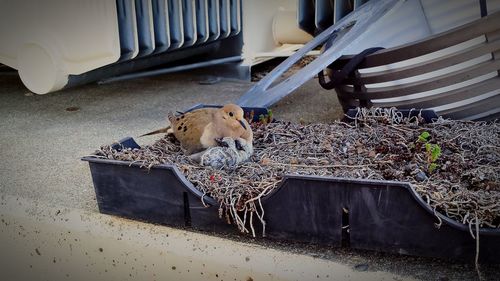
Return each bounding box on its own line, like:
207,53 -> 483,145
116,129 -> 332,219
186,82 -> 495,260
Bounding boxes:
404,165 -> 412,173
65,106 -> 80,112
415,171 -> 428,182
354,263 -> 369,271
198,76 -> 221,85
289,157 -> 299,165
368,151 -> 376,158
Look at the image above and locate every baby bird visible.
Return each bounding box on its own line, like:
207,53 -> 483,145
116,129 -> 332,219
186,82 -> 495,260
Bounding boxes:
141,104 -> 253,155
195,137 -> 254,170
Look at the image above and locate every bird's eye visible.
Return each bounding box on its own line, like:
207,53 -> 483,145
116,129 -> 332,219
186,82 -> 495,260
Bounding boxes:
229,112 -> 234,117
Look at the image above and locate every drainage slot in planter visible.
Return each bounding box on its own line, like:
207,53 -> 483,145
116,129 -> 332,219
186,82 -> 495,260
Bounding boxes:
341,207 -> 350,248
183,192 -> 192,227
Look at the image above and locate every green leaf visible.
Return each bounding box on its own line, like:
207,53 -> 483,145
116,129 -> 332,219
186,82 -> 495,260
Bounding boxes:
419,131 -> 430,142
429,163 -> 438,173
430,144 -> 441,162
425,142 -> 431,153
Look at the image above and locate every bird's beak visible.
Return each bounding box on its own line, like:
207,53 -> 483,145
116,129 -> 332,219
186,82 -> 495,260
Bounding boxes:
238,119 -> 247,130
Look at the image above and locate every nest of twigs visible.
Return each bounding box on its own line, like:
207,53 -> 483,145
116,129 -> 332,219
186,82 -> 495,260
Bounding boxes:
92,108 -> 500,237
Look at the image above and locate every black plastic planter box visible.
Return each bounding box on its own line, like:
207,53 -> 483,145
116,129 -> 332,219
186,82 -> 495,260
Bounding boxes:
82,106 -> 500,263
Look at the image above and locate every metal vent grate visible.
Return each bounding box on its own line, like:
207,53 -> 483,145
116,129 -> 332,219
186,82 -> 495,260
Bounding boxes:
299,0 -> 367,35
115,0 -> 242,61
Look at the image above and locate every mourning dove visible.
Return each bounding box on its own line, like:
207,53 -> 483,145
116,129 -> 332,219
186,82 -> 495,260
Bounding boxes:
141,104 -> 253,155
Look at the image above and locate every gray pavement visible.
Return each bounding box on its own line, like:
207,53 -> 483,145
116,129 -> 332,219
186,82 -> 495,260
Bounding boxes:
0,70 -> 498,280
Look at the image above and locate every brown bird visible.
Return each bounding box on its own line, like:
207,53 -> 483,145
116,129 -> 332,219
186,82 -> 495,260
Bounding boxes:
140,104 -> 253,155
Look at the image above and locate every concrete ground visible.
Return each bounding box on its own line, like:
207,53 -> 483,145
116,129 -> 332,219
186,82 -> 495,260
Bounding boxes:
0,69 -> 498,280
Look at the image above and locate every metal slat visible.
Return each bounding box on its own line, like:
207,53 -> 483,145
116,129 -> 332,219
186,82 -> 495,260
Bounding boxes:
334,0 -> 352,23
219,0 -> 231,39
308,0 -> 355,34
348,38 -> 500,84
135,0 -> 155,56
229,0 -> 241,36
489,0 -> 500,14
195,0 -> 209,44
375,76 -> 500,109
354,0 -> 369,10
206,0 -> 220,41
440,94 -> 500,120
182,0 -> 197,46
466,109 -> 500,121
315,0 -> 334,32
168,0 -> 184,49
116,0 -> 139,61
336,11 -> 500,68
152,0 -> 171,53
298,0 -> 316,35
338,59 -> 500,99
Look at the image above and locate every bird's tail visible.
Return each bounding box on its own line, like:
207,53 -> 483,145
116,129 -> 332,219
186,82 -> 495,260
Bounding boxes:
139,125 -> 172,137
140,111 -> 177,137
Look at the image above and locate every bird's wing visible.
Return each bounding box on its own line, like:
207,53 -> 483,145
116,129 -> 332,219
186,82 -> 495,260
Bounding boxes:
174,108 -> 217,154
241,119 -> 253,143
